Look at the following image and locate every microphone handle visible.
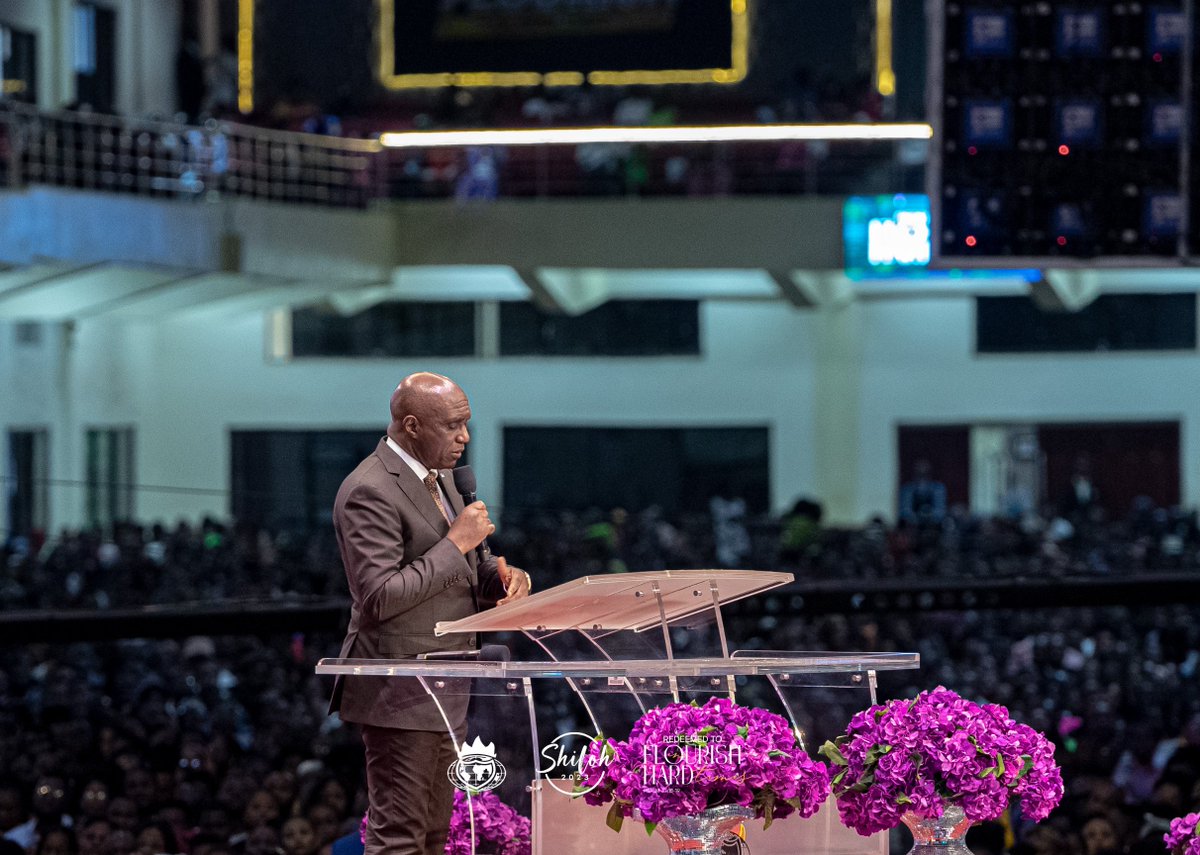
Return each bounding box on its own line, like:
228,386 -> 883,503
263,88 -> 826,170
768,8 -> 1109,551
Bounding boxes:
462,490 -> 491,556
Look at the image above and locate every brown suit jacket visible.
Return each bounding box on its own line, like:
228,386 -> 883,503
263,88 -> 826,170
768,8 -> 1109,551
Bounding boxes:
329,438 -> 506,731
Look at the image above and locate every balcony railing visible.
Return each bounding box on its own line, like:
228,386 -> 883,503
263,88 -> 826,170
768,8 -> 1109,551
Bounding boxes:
0,102 -> 926,208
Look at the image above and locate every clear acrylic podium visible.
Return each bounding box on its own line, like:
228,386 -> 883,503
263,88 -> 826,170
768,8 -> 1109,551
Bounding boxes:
316,570 -> 920,855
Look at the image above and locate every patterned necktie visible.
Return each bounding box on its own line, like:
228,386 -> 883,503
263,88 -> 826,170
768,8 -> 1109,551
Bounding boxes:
423,471 -> 450,522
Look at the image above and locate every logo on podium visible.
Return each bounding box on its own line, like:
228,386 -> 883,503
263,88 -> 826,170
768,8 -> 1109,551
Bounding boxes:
538,731 -> 609,796
447,736 -> 507,792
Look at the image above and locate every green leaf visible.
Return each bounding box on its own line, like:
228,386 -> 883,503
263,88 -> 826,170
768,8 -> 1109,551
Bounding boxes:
738,725 -> 749,738
831,769 -> 847,788
643,821 -> 657,837
1014,755 -> 1034,782
865,744 -> 892,763
818,741 -> 849,766
697,725 -> 715,736
606,802 -> 625,833
996,754 -> 1005,776
762,791 -> 776,830
896,794 -> 912,805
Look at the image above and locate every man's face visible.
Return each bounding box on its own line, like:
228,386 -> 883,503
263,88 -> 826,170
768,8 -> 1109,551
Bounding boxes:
407,388 -> 471,470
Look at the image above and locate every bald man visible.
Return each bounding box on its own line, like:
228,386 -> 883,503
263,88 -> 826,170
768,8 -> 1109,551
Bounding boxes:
329,373 -> 531,855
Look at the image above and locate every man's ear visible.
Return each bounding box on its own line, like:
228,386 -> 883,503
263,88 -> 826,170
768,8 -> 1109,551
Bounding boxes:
402,415 -> 419,437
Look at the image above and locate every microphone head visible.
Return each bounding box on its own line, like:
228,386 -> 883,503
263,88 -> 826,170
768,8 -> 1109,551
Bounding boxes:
478,644 -> 511,662
452,465 -> 477,497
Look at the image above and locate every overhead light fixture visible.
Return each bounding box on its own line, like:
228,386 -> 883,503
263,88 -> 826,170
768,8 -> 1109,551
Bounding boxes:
379,123 -> 933,149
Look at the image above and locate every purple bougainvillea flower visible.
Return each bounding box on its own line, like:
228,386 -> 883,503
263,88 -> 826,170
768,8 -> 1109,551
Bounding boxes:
576,696 -> 831,833
820,686 -> 1064,836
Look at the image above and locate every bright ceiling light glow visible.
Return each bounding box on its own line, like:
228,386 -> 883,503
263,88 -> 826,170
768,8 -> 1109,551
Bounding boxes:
378,123 -> 934,149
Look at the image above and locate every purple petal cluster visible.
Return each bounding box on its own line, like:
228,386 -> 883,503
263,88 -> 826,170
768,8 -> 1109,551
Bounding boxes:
361,792 -> 532,855
577,697 -> 831,828
821,686 -> 1064,836
1164,812 -> 1200,855
444,790 -> 532,855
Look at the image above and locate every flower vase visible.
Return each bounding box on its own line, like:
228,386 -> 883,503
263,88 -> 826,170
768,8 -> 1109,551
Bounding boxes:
653,805 -> 754,854
902,805 -> 974,855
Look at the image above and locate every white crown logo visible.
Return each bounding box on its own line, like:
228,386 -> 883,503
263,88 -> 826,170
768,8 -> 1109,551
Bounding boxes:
459,736 -> 497,758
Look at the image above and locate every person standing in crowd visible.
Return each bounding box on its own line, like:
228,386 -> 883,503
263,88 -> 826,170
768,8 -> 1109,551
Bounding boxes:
898,459 -> 948,526
329,372 -> 531,855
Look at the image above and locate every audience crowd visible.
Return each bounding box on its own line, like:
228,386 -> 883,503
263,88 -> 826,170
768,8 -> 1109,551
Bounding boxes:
1,499 -> 1198,855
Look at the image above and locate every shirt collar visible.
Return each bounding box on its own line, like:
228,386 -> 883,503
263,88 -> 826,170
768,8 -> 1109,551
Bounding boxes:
385,435 -> 436,482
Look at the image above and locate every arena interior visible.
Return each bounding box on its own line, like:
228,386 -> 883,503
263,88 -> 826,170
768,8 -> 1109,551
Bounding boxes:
1,2 -> 1199,855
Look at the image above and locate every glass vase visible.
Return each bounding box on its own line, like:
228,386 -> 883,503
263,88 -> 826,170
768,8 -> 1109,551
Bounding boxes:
901,805 -> 974,855
653,804 -> 754,854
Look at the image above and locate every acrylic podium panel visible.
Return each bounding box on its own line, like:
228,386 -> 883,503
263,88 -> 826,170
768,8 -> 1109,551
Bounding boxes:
433,569 -> 798,636
317,571 -> 920,855
539,786 -> 886,855
314,654 -> 920,855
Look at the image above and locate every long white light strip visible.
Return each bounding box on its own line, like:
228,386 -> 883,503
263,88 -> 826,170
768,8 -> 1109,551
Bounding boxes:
379,123 -> 933,148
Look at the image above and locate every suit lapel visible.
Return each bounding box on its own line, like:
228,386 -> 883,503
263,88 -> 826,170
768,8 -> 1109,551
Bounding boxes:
374,439 -> 450,536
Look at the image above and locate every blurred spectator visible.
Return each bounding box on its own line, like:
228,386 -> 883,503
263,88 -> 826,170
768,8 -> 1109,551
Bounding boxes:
898,459 -> 948,526
1061,455 -> 1102,525
778,498 -> 824,564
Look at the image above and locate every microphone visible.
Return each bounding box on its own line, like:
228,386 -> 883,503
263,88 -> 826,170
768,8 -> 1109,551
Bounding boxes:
452,465 -> 491,556
452,465 -> 478,504
418,644 -> 511,662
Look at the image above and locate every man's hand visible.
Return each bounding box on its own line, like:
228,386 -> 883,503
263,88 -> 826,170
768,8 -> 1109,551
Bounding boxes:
447,500 -> 495,555
496,556 -> 531,605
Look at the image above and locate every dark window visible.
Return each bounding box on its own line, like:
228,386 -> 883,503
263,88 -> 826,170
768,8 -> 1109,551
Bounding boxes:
503,426 -> 768,515
231,430 -> 396,531
292,302 -> 475,357
73,3 -> 115,113
7,429 -> 48,537
976,294 -> 1197,353
1039,422 -> 1180,517
500,300 -> 700,356
0,24 -> 38,104
85,427 -> 134,528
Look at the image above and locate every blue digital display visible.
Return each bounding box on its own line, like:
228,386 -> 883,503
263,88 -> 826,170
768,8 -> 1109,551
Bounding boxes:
964,9 -> 1014,56
844,194 -> 932,277
1056,100 -> 1103,146
1144,192 -> 1183,237
1148,7 -> 1186,54
1052,203 -> 1088,237
1146,100 -> 1183,146
1055,8 -> 1105,56
963,100 -> 1012,147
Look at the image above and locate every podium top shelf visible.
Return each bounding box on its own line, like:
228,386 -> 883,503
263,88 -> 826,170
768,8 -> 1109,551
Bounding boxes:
314,651 -> 920,679
435,569 -> 795,636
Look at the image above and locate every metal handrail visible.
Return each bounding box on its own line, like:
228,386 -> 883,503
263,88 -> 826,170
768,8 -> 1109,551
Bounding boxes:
0,102 -> 925,206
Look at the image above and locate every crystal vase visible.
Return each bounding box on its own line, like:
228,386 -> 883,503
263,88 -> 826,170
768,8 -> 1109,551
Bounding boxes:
901,805 -> 974,855
653,804 -> 754,854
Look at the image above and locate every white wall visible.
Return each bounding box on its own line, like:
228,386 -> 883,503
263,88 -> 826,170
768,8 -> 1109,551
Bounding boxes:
853,297 -> 1200,518
6,292 -> 1200,535
1,0 -> 179,114
96,299 -> 821,526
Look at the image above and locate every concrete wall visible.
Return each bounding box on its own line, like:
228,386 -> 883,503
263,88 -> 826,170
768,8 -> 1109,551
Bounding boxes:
5,292 -> 1200,533
2,190 -> 1198,533
1,0 -> 179,114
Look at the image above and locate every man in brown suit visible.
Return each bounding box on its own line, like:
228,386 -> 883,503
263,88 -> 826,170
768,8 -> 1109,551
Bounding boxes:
330,372 -> 531,855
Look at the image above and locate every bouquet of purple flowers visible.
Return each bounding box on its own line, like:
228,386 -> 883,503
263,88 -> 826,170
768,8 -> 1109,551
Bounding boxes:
578,697 -> 831,834
361,791 -> 531,855
818,686 -> 1063,836
444,790 -> 531,855
1164,812 -> 1200,855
